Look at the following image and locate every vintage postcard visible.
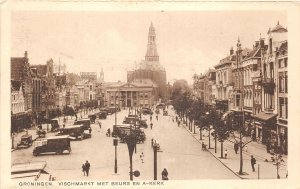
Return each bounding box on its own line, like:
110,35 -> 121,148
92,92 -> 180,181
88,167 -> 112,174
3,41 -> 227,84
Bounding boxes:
1,1 -> 300,189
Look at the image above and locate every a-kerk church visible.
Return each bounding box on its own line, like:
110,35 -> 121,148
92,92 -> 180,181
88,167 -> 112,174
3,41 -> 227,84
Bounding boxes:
105,23 -> 167,108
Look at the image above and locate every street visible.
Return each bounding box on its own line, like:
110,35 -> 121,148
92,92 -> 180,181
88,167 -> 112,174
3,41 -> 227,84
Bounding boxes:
12,107 -> 237,180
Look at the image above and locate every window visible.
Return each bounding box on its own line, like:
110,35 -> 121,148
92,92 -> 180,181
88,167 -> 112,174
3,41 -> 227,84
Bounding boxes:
279,72 -> 285,93
285,72 -> 288,93
279,97 -> 286,119
284,58 -> 288,67
90,85 -> 92,91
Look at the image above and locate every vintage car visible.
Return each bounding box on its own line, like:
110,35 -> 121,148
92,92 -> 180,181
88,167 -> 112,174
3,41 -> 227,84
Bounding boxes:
141,108 -> 153,115
56,125 -> 89,140
11,161 -> 55,181
112,124 -> 145,143
97,111 -> 107,119
73,119 -> 91,130
17,134 -> 33,149
50,118 -> 60,132
123,116 -> 147,128
33,135 -> 71,156
88,114 -> 97,123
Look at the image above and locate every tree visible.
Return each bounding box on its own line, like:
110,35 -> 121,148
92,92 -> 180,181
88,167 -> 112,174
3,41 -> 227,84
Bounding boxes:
214,116 -> 232,158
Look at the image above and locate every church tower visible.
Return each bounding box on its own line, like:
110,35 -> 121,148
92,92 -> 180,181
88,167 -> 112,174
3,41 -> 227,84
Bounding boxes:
100,67 -> 104,82
145,22 -> 159,61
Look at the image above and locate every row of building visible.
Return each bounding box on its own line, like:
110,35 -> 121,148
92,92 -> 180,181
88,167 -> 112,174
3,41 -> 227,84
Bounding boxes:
194,21 -> 288,154
11,22 -> 168,132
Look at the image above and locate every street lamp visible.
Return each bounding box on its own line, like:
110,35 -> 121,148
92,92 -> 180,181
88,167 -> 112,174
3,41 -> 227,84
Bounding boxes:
206,111 -> 212,149
125,133 -> 137,180
113,138 -> 118,174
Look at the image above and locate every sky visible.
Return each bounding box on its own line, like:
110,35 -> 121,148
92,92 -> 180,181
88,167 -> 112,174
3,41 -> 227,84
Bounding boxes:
11,11 -> 286,84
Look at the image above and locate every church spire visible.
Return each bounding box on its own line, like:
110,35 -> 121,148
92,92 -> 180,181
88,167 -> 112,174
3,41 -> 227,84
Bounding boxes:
145,22 -> 159,61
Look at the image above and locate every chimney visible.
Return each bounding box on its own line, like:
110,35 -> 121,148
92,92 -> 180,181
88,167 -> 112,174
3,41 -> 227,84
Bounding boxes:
230,47 -> 234,55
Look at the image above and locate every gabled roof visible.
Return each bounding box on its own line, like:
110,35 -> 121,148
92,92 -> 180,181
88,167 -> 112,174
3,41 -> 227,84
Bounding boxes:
277,41 -> 288,56
242,47 -> 261,61
11,58 -> 27,80
11,80 -> 22,92
31,65 -> 47,76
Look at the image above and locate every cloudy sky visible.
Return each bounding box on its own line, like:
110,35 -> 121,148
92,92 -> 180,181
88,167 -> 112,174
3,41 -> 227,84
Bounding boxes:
11,11 -> 286,84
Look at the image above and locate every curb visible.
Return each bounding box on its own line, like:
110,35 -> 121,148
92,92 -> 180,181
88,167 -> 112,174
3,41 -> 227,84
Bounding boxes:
180,123 -> 245,179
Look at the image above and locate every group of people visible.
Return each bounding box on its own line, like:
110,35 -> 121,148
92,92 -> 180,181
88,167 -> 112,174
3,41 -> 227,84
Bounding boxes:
81,160 -> 91,176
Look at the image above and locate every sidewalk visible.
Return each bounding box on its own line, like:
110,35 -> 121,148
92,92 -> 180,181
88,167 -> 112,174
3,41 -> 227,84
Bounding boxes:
180,122 -> 287,179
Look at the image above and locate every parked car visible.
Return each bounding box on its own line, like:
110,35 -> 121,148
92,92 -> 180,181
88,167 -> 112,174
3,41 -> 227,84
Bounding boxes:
112,124 -> 145,143
141,108 -> 153,115
11,161 -> 55,181
50,118 -> 60,131
57,125 -> 86,140
97,111 -> 107,119
73,119 -> 91,130
17,134 -> 33,149
88,114 -> 97,123
33,135 -> 71,156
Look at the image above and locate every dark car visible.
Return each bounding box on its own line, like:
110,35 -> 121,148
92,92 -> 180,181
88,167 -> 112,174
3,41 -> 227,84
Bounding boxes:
141,108 -> 153,115
73,119 -> 91,130
88,114 -> 97,123
33,135 -> 71,156
57,125 -> 85,140
97,111 -> 107,119
17,134 -> 33,149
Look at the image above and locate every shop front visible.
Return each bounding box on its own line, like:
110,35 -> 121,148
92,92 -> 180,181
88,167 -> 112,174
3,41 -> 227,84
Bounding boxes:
252,112 -> 277,151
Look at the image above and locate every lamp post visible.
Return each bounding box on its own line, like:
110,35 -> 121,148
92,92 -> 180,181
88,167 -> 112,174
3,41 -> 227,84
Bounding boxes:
206,111 -> 212,149
125,133 -> 136,180
153,144 -> 158,180
113,138 -> 118,174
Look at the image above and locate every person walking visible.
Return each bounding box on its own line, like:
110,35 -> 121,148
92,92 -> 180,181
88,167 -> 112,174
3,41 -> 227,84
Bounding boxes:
88,127 -> 92,134
251,155 -> 256,172
140,152 -> 144,163
85,160 -> 91,176
156,115 -> 158,121
161,168 -> 169,180
234,142 -> 239,154
150,123 -> 153,130
82,164 -> 86,176
224,149 -> 228,159
151,138 -> 154,147
150,115 -> 152,122
177,120 -> 180,127
98,121 -> 102,129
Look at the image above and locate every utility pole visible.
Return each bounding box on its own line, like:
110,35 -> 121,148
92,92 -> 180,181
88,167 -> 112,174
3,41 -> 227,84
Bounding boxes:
153,145 -> 158,180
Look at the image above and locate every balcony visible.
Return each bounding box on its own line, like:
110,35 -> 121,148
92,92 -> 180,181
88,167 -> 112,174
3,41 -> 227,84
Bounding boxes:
261,78 -> 275,94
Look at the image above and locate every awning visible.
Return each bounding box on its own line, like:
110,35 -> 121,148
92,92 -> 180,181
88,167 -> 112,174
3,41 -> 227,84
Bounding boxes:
252,112 -> 277,122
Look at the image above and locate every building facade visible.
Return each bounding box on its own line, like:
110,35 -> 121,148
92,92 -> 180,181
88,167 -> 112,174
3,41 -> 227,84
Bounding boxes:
105,80 -> 158,108
214,48 -> 235,111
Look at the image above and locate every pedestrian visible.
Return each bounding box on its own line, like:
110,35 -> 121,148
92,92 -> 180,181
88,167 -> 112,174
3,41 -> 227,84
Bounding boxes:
150,115 -> 152,121
82,164 -> 86,176
89,127 -> 92,134
98,121 -> 102,129
161,168 -> 168,180
156,115 -> 158,121
175,116 -> 178,122
234,142 -> 239,154
107,128 -> 111,137
224,149 -> 228,159
85,160 -> 91,176
177,120 -> 180,127
251,155 -> 256,172
140,152 -> 144,163
151,138 -> 154,147
150,123 -> 153,130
